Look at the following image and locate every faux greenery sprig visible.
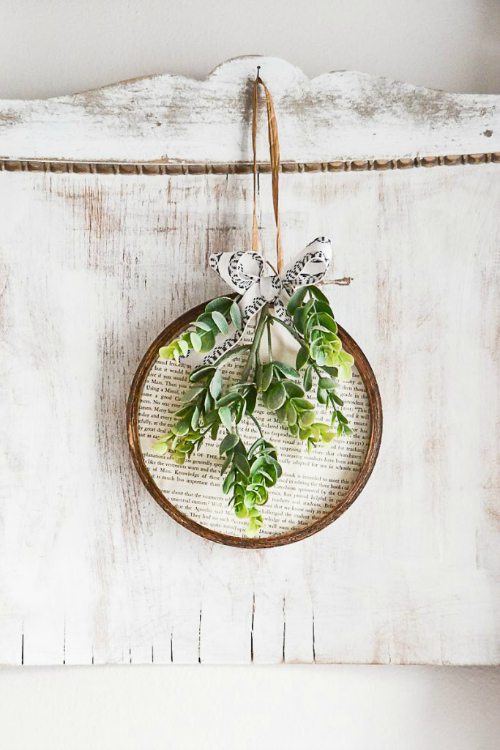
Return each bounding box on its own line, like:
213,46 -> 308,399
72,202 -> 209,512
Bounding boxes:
158,296 -> 242,361
153,286 -> 354,537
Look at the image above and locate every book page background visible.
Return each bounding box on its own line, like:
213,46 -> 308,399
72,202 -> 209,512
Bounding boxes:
138,323 -> 371,537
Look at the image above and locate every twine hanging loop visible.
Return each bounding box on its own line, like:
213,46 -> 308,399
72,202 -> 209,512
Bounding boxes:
251,67 -> 283,273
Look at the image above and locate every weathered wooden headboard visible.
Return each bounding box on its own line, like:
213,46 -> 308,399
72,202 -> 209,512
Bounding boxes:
1,56 -> 499,665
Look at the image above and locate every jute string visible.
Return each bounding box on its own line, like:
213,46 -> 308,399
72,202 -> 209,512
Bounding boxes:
251,67 -> 283,273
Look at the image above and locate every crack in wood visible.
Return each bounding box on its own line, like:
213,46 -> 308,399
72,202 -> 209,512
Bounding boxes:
170,630 -> 174,663
250,592 -> 255,663
21,632 -> 24,666
312,613 -> 316,664
282,598 -> 286,663
198,608 -> 202,664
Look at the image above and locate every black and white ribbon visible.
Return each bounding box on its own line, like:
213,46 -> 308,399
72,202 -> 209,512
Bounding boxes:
201,236 -> 332,365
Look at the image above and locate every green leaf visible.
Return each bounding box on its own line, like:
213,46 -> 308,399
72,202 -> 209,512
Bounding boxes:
199,330 -> 216,353
337,411 -> 348,424
255,365 -> 263,391
194,320 -> 213,332
286,286 -> 308,316
190,365 -> 215,382
261,363 -> 274,392
303,365 -> 313,392
178,338 -> 189,355
291,397 -> 314,411
205,296 -> 232,313
317,387 -> 327,405
245,387 -> 257,415
299,410 -> 315,427
246,516 -> 263,538
338,363 -> 352,381
222,469 -> 236,494
234,453 -> 251,477
196,313 -> 219,334
293,307 -> 306,334
234,502 -> 249,519
339,351 -> 355,366
209,369 -> 223,399
283,381 -> 304,398
218,406 -> 233,431
152,441 -> 169,455
211,310 -> 229,334
275,403 -> 288,422
204,391 -> 213,413
309,285 -> 330,304
159,345 -> 175,361
319,376 -> 337,391
244,492 -> 257,509
216,392 -> 241,408
172,417 -> 190,436
322,365 -> 339,378
182,386 -> 205,403
296,345 -> 309,371
230,302 -> 242,330
190,332 -> 202,352
219,433 -> 239,455
191,405 -> 200,430
273,361 -> 299,379
266,382 -> 287,411
315,350 -> 326,366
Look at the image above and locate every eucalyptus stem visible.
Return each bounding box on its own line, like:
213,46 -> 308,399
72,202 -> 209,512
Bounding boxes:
268,315 -> 305,346
266,319 -> 273,361
241,305 -> 269,381
247,413 -> 264,437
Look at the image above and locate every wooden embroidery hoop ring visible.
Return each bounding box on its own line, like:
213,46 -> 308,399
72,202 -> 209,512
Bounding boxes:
127,297 -> 383,548
127,71 -> 383,547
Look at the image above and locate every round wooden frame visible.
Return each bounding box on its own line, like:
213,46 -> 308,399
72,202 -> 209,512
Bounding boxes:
127,299 -> 383,548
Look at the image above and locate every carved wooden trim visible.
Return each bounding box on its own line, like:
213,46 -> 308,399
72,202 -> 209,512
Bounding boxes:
1,154 -> 499,176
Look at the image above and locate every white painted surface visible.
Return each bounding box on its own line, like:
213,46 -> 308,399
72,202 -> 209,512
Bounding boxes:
2,140 -> 499,667
1,1 -> 499,747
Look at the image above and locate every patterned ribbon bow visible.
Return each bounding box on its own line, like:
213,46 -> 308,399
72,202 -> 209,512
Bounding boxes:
202,236 -> 332,364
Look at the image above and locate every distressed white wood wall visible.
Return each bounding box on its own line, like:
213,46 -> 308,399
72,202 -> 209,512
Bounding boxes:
0,57 -> 499,665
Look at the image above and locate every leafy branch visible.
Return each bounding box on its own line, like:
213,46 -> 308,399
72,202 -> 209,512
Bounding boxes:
154,287 -> 354,537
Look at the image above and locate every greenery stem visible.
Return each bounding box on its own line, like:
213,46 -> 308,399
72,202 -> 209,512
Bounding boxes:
266,319 -> 273,361
247,413 -> 264,437
241,306 -> 269,381
268,315 -> 305,346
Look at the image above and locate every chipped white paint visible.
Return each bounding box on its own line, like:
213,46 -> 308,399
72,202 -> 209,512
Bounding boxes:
0,57 -> 499,665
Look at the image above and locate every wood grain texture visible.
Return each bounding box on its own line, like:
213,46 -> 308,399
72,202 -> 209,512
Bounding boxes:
0,58 -> 499,665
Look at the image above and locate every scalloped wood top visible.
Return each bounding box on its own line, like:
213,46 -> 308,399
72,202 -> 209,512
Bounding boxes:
0,56 -> 499,165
